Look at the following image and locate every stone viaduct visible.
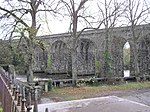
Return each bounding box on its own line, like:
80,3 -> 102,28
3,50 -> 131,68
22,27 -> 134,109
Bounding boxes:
33,24 -> 150,79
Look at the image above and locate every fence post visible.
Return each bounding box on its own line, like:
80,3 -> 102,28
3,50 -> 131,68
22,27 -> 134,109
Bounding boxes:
15,86 -> 19,101
17,85 -> 22,106
12,85 -> 16,96
45,108 -> 48,112
27,92 -> 32,112
9,80 -> 12,92
21,86 -> 26,112
33,86 -> 39,112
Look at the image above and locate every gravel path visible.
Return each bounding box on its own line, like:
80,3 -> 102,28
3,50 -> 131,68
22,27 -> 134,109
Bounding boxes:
40,88 -> 150,106
38,96 -> 150,112
120,89 -> 150,106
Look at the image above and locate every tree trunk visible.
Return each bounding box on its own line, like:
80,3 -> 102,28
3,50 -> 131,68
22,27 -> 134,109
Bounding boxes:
26,33 -> 35,83
27,63 -> 34,83
72,12 -> 78,86
133,42 -> 140,80
103,0 -> 111,79
131,24 -> 140,79
104,29 -> 110,77
71,49 -> 77,86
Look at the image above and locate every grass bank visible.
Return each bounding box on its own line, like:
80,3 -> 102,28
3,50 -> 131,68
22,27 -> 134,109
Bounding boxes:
43,81 -> 150,101
0,108 -> 2,112
0,104 -> 2,112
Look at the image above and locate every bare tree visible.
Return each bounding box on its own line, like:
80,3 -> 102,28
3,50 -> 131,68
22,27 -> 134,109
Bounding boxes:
0,0 -> 59,82
59,0 -> 96,85
97,0 -> 125,78
123,0 -> 150,79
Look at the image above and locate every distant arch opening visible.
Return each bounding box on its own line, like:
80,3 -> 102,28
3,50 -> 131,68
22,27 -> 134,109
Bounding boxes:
34,47 -> 47,71
51,40 -> 69,73
77,39 -> 96,75
138,36 -> 150,76
123,41 -> 130,77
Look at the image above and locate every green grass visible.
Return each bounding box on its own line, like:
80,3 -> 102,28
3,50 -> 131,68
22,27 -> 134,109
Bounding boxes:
0,108 -> 2,112
0,105 -> 2,112
43,81 -> 150,101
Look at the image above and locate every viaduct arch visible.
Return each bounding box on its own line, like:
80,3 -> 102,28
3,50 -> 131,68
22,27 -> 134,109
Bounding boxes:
33,24 -> 150,79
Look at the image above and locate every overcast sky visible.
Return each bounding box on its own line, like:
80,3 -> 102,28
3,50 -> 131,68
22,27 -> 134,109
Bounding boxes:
0,0 -> 150,39
35,0 -> 150,37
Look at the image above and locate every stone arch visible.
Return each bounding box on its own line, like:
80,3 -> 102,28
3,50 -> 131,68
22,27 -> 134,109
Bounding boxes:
123,41 -> 131,77
51,40 -> 69,73
34,46 -> 47,71
138,34 -> 150,76
110,36 -> 135,77
76,38 -> 96,75
124,40 -> 135,76
111,36 -> 127,77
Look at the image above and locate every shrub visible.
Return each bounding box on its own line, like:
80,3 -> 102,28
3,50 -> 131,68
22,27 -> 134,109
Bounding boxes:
48,79 -> 53,91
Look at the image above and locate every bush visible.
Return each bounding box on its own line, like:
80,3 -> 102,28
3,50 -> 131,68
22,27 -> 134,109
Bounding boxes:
48,79 -> 53,91
77,77 -> 99,86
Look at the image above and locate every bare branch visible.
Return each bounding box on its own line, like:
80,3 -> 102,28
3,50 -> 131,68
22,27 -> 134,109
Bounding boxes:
60,0 -> 73,15
76,0 -> 88,13
0,6 -> 29,28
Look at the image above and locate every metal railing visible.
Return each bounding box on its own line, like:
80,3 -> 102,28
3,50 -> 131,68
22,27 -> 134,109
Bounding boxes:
0,66 -> 41,112
0,67 -> 26,112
